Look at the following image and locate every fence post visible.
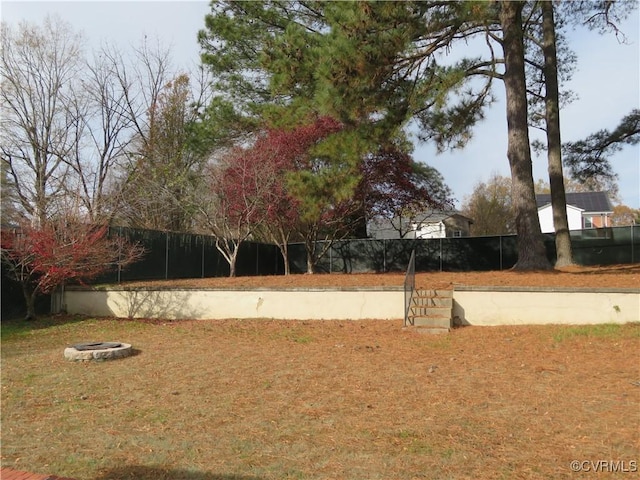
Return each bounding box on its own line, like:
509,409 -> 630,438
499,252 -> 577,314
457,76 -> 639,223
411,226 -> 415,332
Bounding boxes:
329,243 -> 332,274
118,226 -> 122,283
165,232 -> 169,280
439,237 -> 443,272
383,239 -> 386,273
632,224 -> 635,264
499,235 -> 503,270
201,235 -> 205,278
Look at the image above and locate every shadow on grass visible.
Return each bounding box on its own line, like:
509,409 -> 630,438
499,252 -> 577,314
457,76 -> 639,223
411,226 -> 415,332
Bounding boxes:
0,314 -> 91,339
93,466 -> 263,480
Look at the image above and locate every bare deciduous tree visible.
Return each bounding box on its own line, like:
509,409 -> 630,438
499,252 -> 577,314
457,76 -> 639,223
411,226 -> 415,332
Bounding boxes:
200,146 -> 273,277
62,49 -> 138,223
1,16 -> 83,225
2,14 -> 214,236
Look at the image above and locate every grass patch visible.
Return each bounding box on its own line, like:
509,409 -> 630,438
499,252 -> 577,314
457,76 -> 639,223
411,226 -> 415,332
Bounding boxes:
2,317 -> 639,479
0,315 -> 123,341
552,322 -> 640,342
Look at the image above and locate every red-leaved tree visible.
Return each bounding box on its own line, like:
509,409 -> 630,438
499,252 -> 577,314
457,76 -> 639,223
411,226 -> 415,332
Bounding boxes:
203,116 -> 451,275
202,116 -> 343,276
252,117 -> 344,274
357,145 -> 454,237
1,220 -> 144,319
202,145 -> 274,277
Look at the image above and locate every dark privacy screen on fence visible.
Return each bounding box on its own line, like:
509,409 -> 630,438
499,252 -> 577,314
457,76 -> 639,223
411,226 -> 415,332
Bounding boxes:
571,226 -> 639,265
99,227 -> 287,283
287,235 -> 521,274
96,225 -> 640,282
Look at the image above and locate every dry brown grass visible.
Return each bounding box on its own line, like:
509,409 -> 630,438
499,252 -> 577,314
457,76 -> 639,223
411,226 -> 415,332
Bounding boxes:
2,315 -> 639,479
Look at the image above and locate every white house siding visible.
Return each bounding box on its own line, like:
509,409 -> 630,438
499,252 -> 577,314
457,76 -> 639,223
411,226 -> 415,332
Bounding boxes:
538,204 -> 584,233
414,221 -> 446,239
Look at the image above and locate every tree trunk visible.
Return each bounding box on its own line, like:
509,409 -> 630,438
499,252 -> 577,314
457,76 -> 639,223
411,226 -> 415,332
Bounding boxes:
270,226 -> 291,275
279,243 -> 291,275
229,248 -> 238,277
214,237 -> 240,277
542,0 -> 574,267
305,236 -> 316,274
304,232 -> 317,274
306,254 -> 315,274
22,283 -> 37,320
500,1 -> 552,270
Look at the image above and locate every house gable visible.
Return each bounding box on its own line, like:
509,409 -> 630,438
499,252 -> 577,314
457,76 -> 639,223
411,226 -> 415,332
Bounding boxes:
537,203 -> 584,233
535,191 -> 613,232
368,211 -> 473,239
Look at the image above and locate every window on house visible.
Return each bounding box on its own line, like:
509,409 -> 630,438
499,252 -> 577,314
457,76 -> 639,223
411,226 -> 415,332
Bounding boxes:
584,216 -> 594,229
453,230 -> 462,237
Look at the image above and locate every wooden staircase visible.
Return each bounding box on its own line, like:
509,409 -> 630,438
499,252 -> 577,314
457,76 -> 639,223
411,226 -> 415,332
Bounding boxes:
406,288 -> 453,334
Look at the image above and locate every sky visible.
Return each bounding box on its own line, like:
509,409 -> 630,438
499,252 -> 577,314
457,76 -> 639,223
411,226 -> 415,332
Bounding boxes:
2,0 -> 639,209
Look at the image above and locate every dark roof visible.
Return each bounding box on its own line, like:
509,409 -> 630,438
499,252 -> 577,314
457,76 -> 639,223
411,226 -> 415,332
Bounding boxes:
536,191 -> 613,212
412,210 -> 474,224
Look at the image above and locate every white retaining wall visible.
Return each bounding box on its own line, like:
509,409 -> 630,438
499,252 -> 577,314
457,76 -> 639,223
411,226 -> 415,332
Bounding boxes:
451,287 -> 639,326
63,287 -> 640,325
63,288 -> 405,321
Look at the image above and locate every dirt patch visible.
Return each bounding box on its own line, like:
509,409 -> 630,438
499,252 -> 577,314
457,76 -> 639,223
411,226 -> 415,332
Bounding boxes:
119,263 -> 640,290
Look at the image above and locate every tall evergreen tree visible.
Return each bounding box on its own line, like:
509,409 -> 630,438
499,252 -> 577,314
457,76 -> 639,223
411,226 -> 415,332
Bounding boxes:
526,0 -> 637,266
0,160 -> 20,226
198,1 -> 636,269
563,109 -> 639,187
499,1 -> 550,269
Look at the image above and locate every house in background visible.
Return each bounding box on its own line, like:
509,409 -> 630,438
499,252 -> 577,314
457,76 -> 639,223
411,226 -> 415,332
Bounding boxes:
536,191 -> 614,233
368,210 -> 474,240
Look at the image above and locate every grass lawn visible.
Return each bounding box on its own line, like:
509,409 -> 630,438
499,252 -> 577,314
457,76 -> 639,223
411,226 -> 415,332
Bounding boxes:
1,316 -> 639,479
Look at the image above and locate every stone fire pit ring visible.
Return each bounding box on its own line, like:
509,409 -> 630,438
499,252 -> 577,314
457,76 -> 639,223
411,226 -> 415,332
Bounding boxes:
64,342 -> 133,361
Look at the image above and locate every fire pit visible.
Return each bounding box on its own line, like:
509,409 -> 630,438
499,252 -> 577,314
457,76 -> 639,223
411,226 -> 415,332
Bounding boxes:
64,342 -> 133,361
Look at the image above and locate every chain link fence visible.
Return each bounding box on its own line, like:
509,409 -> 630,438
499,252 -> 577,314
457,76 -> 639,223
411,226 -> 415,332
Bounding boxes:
105,225 -> 638,280
98,227 -> 285,283
288,226 -> 638,274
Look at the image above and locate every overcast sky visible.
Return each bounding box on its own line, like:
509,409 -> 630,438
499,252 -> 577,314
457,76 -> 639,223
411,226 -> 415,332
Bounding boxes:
2,0 -> 639,209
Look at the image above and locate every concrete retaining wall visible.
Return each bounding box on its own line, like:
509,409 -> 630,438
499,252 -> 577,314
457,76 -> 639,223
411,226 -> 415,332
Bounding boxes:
63,288 -> 405,320
63,286 -> 640,325
452,287 -> 639,326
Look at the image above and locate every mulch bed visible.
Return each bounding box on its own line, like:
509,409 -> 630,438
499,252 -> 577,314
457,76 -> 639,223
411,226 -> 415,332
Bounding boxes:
117,264 -> 640,290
